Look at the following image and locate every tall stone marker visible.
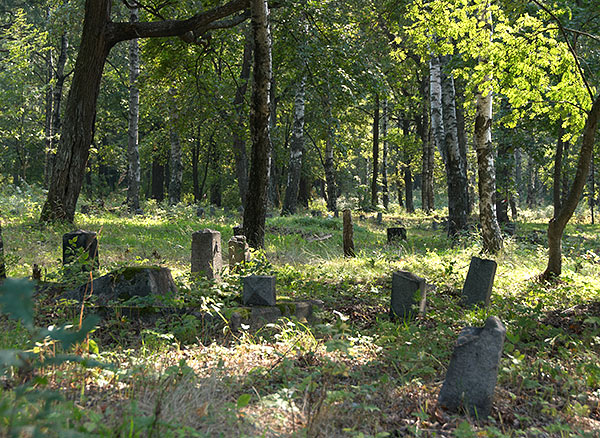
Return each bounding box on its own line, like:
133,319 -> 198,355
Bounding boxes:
376,212 -> 383,225
390,271 -> 427,320
229,235 -> 250,269
243,275 -> 276,306
461,257 -> 497,307
387,227 -> 407,243
191,229 -> 222,281
438,316 -> 506,418
62,230 -> 99,269
343,210 -> 355,257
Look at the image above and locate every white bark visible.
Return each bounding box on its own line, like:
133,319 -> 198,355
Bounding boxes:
127,7 -> 141,212
429,55 -> 446,165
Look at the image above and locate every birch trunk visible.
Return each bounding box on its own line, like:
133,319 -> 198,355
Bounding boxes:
440,57 -> 468,236
429,55 -> 446,166
243,0 -> 272,248
126,7 -> 141,212
282,77 -> 306,215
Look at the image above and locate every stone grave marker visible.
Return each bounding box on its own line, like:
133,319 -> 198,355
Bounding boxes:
343,210 -> 355,257
243,275 -> 276,306
62,230 -> 99,269
191,229 -> 222,281
390,271 -> 427,320
461,257 -> 497,307
387,227 -> 407,243
196,207 -> 205,218
376,212 -> 383,225
229,235 -> 250,269
233,225 -> 244,236
438,316 -> 506,418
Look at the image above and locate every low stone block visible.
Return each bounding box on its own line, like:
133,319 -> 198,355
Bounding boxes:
461,257 -> 497,307
65,266 -> 178,306
228,235 -> 250,268
387,227 -> 407,243
191,229 -> 222,281
390,271 -> 427,320
62,230 -> 99,269
438,316 -> 506,418
243,275 -> 276,306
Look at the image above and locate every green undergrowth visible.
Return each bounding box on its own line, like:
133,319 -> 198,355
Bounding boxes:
1,193 -> 600,436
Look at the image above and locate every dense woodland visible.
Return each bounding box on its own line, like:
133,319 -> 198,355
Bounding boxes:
0,0 -> 600,436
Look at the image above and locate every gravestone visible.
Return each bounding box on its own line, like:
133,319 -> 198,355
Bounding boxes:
243,275 -> 276,306
209,206 -> 216,216
233,225 -> 244,236
65,266 -> 178,306
229,235 -> 250,268
196,207 -> 205,218
62,230 -> 99,269
461,257 -> 497,307
376,212 -> 383,225
311,210 -> 322,218
191,229 -> 222,281
390,271 -> 427,320
387,227 -> 407,243
343,210 -> 355,257
438,316 -> 506,418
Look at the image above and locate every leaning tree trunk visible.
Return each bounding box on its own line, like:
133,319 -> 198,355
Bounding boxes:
282,76 -> 306,215
543,95 -> 600,278
371,93 -> 380,208
40,1 -> 112,222
382,99 -> 389,210
126,7 -> 141,212
243,0 -> 272,248
440,57 -> 469,237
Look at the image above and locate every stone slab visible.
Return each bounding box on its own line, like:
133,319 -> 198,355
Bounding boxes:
243,275 -> 276,306
387,227 -> 407,243
191,229 -> 222,281
461,257 -> 497,307
62,230 -> 99,269
390,271 -> 427,320
438,316 -> 506,418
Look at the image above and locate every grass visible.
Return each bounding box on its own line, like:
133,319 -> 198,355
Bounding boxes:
1,187 -> 600,437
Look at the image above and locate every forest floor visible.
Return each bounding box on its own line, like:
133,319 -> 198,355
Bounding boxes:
1,188 -> 600,437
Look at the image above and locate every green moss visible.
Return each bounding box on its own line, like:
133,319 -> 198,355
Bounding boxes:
222,306 -> 251,320
276,302 -> 297,316
114,265 -> 161,282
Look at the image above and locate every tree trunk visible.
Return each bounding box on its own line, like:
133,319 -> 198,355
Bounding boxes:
168,89 -> 183,205
268,76 -> 280,208
382,99 -> 389,210
39,0 -> 251,223
396,166 -> 404,207
40,1 -> 111,222
590,158 -> 595,225
419,76 -> 434,213
324,96 -> 337,213
543,95 -> 600,279
343,210 -> 355,257
440,57 -> 468,236
282,77 -> 306,215
371,93 -> 380,208
151,146 -> 165,202
126,7 -> 141,212
429,55 -> 446,166
404,164 -> 414,213
474,74 -> 503,253
231,28 -> 252,206
495,134 -> 512,224
44,47 -> 53,188
192,136 -> 200,203
455,78 -> 471,214
209,135 -> 222,207
243,0 -> 272,248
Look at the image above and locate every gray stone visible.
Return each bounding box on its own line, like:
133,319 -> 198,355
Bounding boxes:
233,225 -> 244,236
62,230 -> 99,269
387,227 -> 407,243
376,212 -> 383,225
461,257 -> 497,307
196,207 -> 205,218
191,229 -> 223,281
243,275 -> 276,306
228,235 -> 250,268
229,299 -> 323,331
65,266 -> 178,306
390,271 -> 427,320
438,316 -> 506,418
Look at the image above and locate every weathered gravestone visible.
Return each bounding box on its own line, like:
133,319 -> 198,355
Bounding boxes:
376,212 -> 383,225
243,275 -> 276,306
191,229 -> 222,281
343,210 -> 355,257
233,225 -> 244,236
387,227 -> 407,243
461,257 -> 497,307
209,206 -> 216,216
196,207 -> 205,218
65,266 -> 178,306
229,235 -> 250,268
62,230 -> 99,269
390,271 -> 427,320
438,316 -> 506,418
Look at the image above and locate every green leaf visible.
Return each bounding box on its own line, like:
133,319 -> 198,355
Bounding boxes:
236,393 -> 252,409
0,278 -> 34,329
